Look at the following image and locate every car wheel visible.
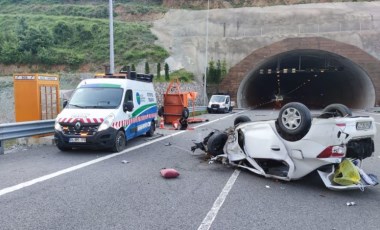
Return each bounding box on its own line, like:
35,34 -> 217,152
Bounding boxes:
158,107 -> 164,117
229,106 -> 233,112
182,107 -> 190,119
224,107 -> 229,113
234,115 -> 251,126
112,130 -> 126,152
207,131 -> 228,156
145,121 -> 155,137
207,108 -> 212,114
277,102 -> 311,141
322,104 -> 352,117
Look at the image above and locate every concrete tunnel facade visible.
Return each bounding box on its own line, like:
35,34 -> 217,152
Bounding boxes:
219,37 -> 380,109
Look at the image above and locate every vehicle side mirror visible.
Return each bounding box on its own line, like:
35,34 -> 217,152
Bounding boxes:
63,100 -> 68,108
123,101 -> 134,112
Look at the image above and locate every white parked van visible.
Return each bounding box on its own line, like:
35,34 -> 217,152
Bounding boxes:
207,94 -> 233,113
54,71 -> 157,152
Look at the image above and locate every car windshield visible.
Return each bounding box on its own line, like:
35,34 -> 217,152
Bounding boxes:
210,95 -> 226,103
68,87 -> 123,109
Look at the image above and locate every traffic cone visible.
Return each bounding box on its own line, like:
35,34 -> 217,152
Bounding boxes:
159,116 -> 165,129
172,120 -> 179,130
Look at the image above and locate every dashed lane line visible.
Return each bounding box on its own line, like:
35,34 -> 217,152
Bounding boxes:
197,169 -> 241,230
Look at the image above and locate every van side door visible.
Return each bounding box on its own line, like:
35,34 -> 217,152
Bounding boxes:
123,89 -> 136,140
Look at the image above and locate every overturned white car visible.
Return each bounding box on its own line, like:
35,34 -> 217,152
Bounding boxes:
192,102 -> 378,190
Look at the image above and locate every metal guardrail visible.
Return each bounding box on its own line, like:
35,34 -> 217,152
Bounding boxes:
189,106 -> 207,113
0,119 -> 55,155
0,106 -> 207,155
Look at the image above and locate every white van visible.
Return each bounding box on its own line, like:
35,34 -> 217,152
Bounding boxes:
207,94 -> 233,113
54,72 -> 158,152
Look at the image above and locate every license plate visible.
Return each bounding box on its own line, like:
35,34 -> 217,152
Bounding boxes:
356,121 -> 372,130
69,138 -> 86,143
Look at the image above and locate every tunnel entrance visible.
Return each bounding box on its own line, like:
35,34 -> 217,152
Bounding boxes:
238,49 -> 375,109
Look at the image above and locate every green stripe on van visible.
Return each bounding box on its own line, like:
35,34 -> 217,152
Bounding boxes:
132,103 -> 156,117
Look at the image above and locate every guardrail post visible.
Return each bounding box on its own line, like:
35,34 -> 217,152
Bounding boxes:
0,140 -> 4,155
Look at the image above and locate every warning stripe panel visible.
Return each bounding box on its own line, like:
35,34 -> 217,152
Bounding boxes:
112,113 -> 156,129
58,117 -> 105,124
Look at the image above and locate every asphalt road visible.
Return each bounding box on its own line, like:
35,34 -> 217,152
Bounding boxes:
0,109 -> 379,230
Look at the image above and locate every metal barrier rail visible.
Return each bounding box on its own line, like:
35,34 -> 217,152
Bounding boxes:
0,119 -> 55,154
189,106 -> 207,113
0,106 -> 207,154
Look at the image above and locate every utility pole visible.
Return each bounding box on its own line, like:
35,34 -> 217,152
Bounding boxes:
109,0 -> 115,74
204,0 -> 210,105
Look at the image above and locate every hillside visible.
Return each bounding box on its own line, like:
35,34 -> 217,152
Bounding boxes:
0,0 -> 372,74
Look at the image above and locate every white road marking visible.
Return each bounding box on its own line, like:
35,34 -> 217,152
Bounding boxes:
0,111 -> 244,197
197,170 -> 241,230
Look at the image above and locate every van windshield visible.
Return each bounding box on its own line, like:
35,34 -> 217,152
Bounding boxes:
68,87 -> 123,109
210,95 -> 226,103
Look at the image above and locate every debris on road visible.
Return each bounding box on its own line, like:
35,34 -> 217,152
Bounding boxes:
346,201 -> 356,206
265,185 -> 270,189
121,160 -> 130,164
165,142 -> 172,146
160,168 -> 180,179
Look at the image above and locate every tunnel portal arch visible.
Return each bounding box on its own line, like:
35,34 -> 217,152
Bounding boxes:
219,37 -> 380,109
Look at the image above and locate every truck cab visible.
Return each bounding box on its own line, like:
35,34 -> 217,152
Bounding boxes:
207,94 -> 233,113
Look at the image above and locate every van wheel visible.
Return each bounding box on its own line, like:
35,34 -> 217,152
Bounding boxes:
207,131 -> 228,156
56,142 -> 71,151
146,121 -> 155,137
112,130 -> 126,152
322,104 -> 352,117
277,102 -> 311,141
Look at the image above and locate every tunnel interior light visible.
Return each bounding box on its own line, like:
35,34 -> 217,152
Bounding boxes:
292,68 -> 296,73
283,68 -> 288,74
268,69 -> 272,74
260,69 -> 264,74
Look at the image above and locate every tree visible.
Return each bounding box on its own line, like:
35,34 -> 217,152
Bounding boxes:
207,59 -> 216,83
221,59 -> 228,77
131,64 -> 136,71
145,61 -> 150,74
216,59 -> 222,84
164,62 -> 169,81
156,62 -> 161,79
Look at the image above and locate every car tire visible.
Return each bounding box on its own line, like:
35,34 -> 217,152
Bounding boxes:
145,121 -> 155,137
158,107 -> 164,117
277,102 -> 311,141
322,104 -> 352,117
112,130 -> 126,152
234,115 -> 251,126
207,131 -> 228,156
224,107 -> 229,113
182,107 -> 190,119
207,108 -> 212,114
